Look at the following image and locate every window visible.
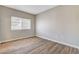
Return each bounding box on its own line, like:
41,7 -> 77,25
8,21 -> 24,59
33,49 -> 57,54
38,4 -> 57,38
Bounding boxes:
11,16 -> 31,30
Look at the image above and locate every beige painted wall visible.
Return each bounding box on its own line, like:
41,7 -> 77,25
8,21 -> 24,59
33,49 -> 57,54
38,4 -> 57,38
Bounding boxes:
36,6 -> 79,47
0,6 -> 35,42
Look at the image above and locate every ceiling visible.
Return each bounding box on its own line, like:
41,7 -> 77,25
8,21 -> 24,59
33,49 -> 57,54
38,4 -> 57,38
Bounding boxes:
4,5 -> 57,15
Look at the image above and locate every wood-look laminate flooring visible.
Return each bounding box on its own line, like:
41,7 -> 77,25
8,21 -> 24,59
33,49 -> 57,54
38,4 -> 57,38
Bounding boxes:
0,37 -> 79,54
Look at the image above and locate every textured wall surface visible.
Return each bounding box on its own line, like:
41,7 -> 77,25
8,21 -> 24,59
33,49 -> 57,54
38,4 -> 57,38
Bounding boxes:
0,6 -> 36,42
36,6 -> 79,47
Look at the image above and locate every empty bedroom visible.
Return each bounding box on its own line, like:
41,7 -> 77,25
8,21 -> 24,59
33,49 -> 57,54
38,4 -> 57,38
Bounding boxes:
0,5 -> 79,54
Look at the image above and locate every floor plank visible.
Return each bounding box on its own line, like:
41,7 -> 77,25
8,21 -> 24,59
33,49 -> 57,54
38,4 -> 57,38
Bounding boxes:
0,37 -> 79,54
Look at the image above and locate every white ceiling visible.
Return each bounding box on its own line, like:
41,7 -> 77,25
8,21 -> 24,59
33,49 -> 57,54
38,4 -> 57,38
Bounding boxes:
4,5 -> 57,15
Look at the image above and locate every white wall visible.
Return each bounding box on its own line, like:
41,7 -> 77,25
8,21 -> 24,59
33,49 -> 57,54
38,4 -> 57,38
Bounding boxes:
36,6 -> 79,48
0,6 -> 35,42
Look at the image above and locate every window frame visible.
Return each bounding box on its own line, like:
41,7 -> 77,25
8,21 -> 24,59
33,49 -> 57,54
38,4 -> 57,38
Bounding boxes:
11,16 -> 31,30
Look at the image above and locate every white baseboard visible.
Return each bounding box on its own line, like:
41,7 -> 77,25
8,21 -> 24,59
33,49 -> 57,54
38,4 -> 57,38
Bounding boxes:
36,35 -> 79,49
1,35 -> 79,49
0,36 -> 35,43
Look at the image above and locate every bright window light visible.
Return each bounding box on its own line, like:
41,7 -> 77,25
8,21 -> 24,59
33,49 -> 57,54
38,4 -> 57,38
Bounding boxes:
11,16 -> 31,30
